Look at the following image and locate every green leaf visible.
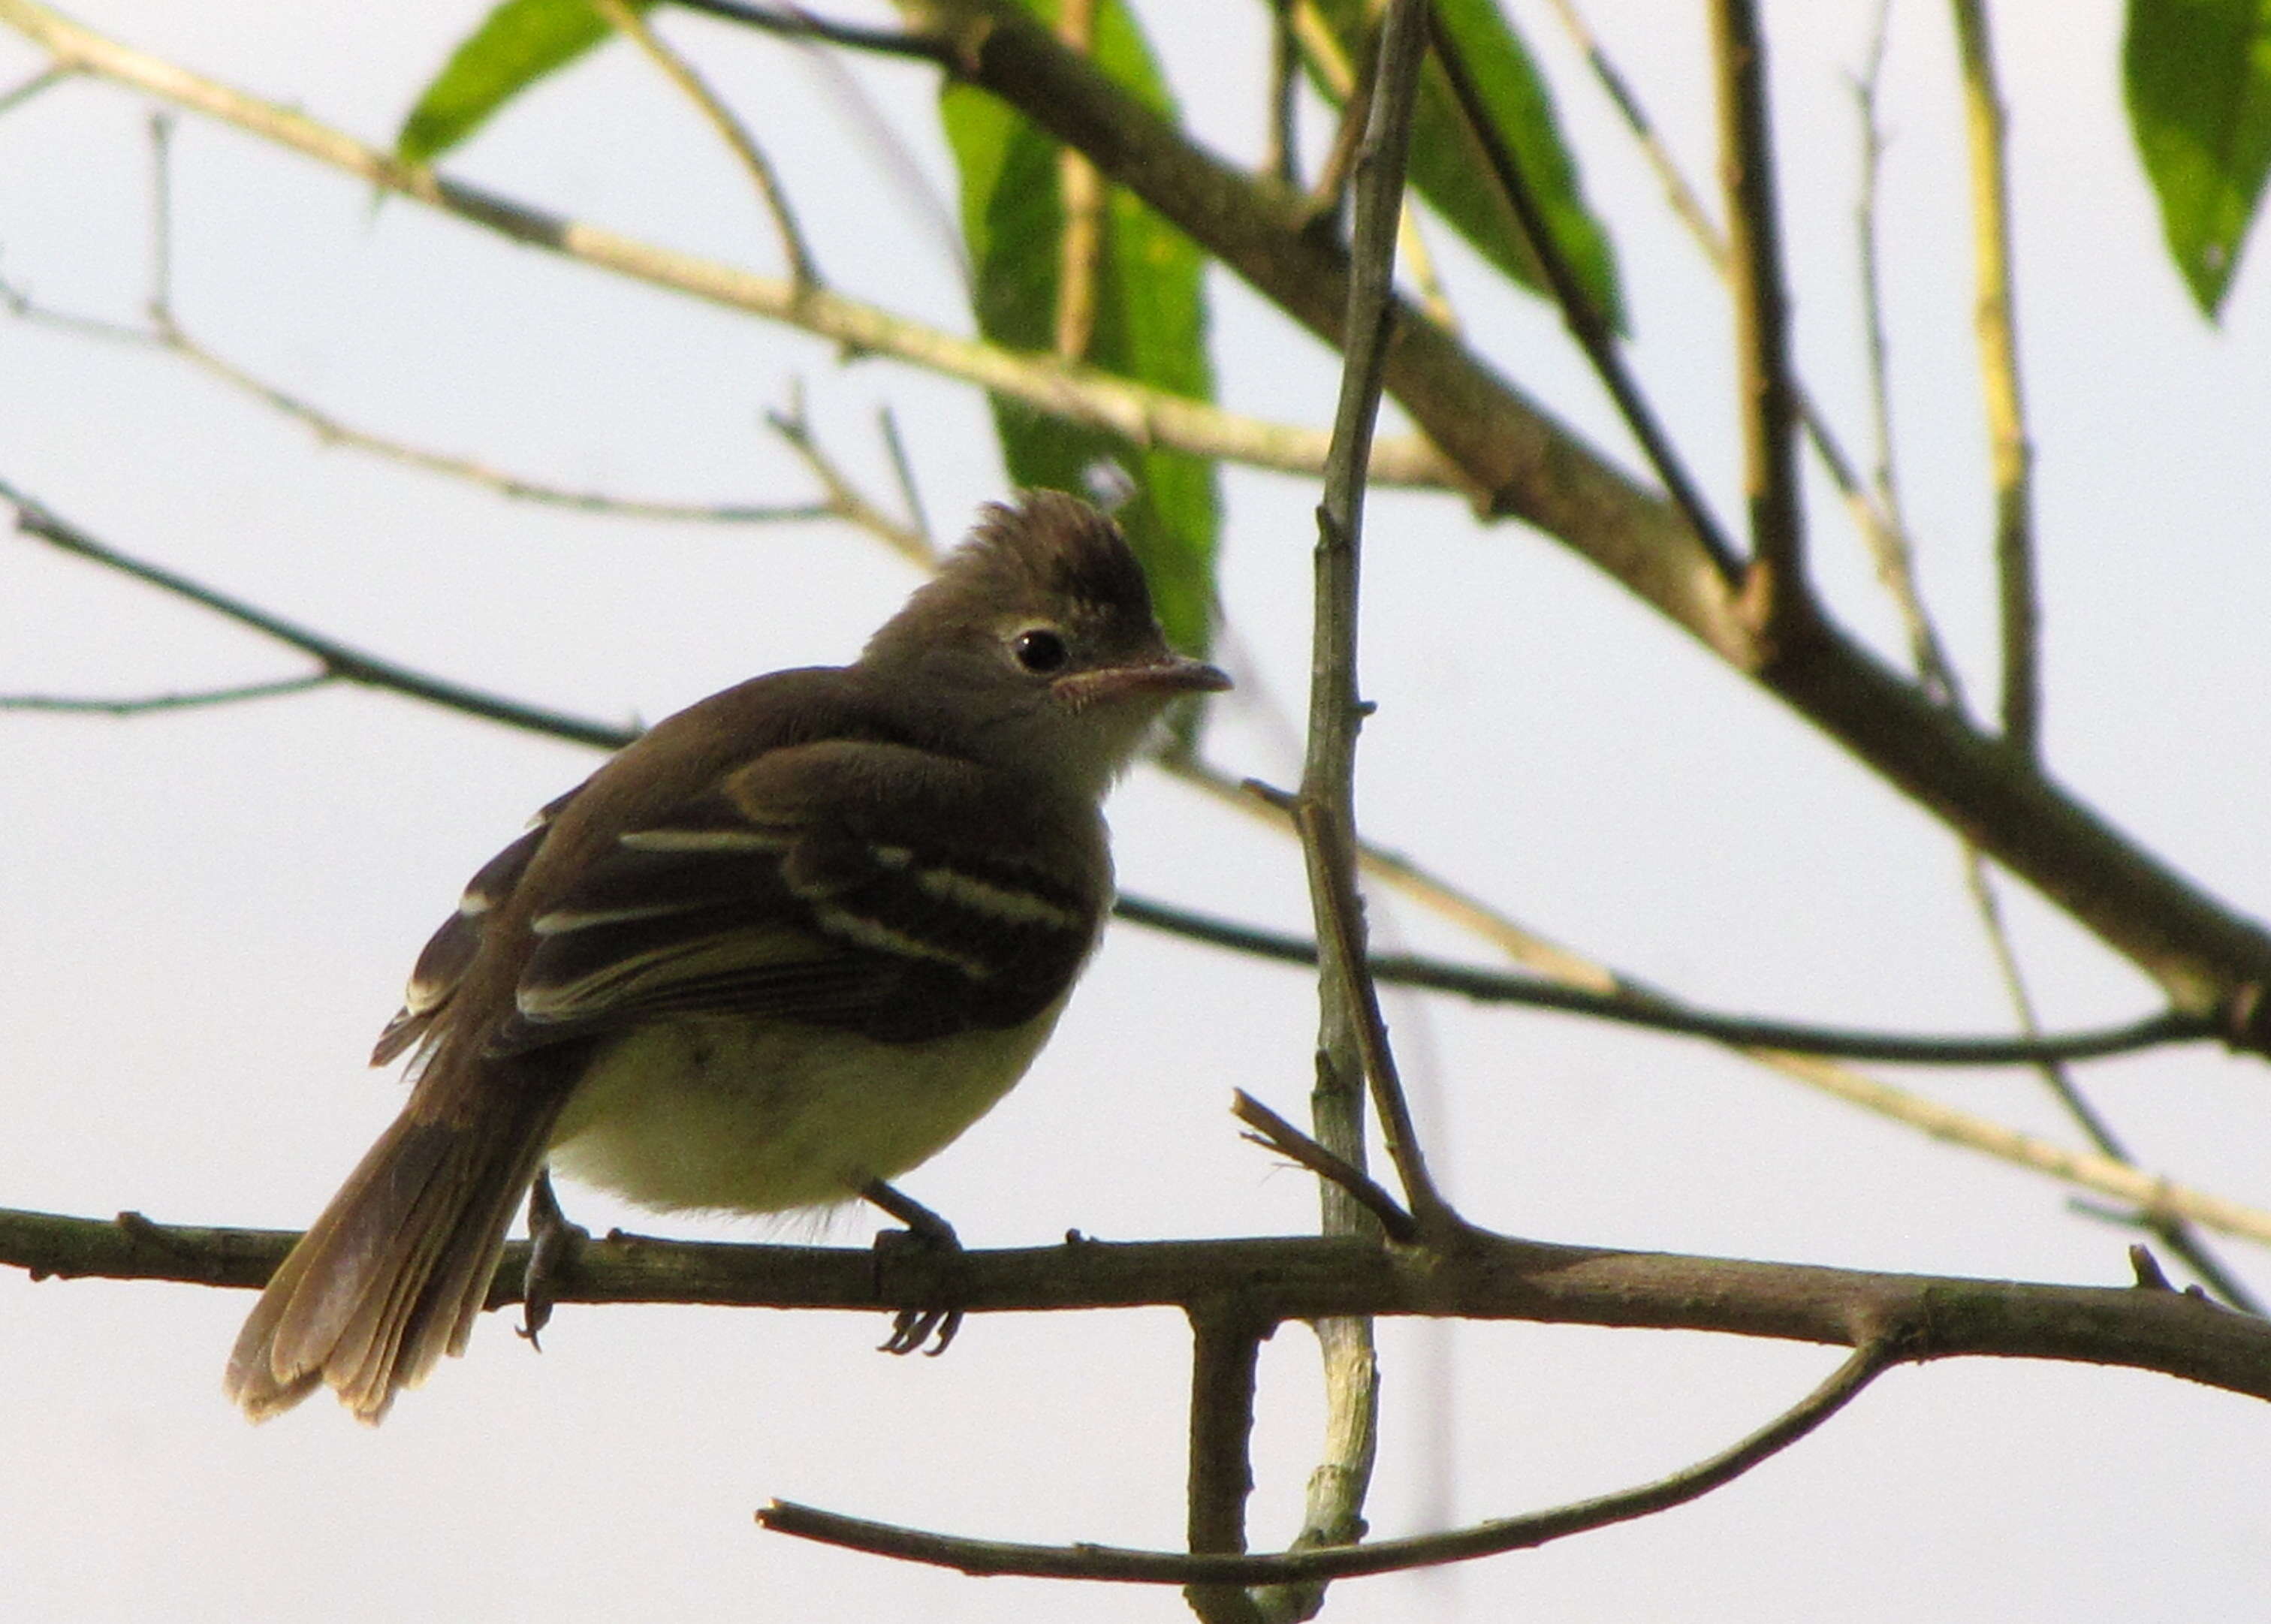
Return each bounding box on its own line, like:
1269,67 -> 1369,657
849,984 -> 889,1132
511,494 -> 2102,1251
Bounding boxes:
940,0 -> 1220,661
1307,0 -> 1622,332
2125,0 -> 2271,318
399,0 -> 647,164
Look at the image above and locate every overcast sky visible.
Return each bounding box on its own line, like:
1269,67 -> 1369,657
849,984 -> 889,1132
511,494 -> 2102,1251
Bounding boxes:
4,2 -> 2268,1619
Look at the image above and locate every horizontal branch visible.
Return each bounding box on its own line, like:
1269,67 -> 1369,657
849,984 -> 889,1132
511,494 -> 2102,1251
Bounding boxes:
4,483 -> 639,750
1114,895 -> 2216,1066
8,1204 -> 2264,1399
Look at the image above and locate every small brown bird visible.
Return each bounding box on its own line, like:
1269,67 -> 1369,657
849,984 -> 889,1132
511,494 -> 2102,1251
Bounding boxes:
226,491 -> 1228,1422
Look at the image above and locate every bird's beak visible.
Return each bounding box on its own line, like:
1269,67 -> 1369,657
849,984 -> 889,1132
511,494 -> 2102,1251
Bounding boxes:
1059,652 -> 1231,707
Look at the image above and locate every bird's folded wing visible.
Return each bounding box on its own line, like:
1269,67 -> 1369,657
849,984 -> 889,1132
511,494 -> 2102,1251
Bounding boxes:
372,739 -> 1106,1065
370,782 -> 586,1066
499,740 -> 1102,1049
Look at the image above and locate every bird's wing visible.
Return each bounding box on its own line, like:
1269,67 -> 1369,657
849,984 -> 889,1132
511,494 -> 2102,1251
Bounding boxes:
490,738 -> 1106,1053
369,782 -> 586,1066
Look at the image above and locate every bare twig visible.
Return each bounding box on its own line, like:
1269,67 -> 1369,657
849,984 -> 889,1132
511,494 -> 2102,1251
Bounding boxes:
596,0 -> 819,284
1543,0 -> 1922,661
1850,7 -> 1959,704
1540,0 -> 1720,253
669,0 -> 959,65
1233,1090 -> 1417,1244
1709,0 -> 1808,637
1284,2 -> 1457,332
0,59 -> 65,115
1117,896 -> 2215,1067
753,1342 -> 1900,1581
1423,8 -> 1741,583
874,405 -> 933,549
1948,0 -> 2039,754
1301,0 -> 1444,1224
7,267 -> 839,526
1268,9 -> 1437,1612
764,387 -> 935,565
2,484 -> 637,750
1263,0 -> 1298,186
0,674 -> 336,716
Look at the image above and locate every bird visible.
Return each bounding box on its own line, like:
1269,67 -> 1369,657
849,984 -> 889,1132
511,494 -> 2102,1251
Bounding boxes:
225,490 -> 1229,1423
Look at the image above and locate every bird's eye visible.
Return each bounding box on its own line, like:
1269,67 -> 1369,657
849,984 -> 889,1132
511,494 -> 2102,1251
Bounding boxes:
1011,627 -> 1070,673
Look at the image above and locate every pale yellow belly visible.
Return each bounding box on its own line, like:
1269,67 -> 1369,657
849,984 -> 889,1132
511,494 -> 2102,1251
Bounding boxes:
544,999 -> 1066,1215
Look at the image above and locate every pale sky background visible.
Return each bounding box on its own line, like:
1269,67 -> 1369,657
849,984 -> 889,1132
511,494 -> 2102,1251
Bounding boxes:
4,2 -> 2269,1619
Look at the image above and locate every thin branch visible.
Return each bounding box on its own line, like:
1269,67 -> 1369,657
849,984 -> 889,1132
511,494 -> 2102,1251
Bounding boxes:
6,271 -> 840,526
749,1342 -> 1906,1581
1263,0 -> 1298,186
666,0 -> 958,65
1423,7 -> 1742,584
1283,2 -> 1457,332
1543,0 -> 1923,670
0,59 -> 65,116
1969,861 -> 2262,1311
1233,1089 -> 1417,1244
0,674 -> 336,716
1948,0 -> 2039,754
1539,0 -> 1721,255
763,387 -> 935,564
2,484 -> 638,750
1298,19 -> 1371,224
165,321 -> 839,523
1850,8 -> 1961,705
1301,0 -> 1443,1226
874,405 -> 933,549
1709,0 -> 1808,637
1116,896 -> 2216,1067
595,0 -> 819,285
1274,11 -> 1434,1615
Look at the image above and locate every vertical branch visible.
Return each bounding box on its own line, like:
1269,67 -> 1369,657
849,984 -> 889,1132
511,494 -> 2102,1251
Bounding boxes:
1184,1306 -> 1268,1624
1709,0 -> 1808,638
1297,0 -> 1445,1234
1852,0 -> 1959,705
1054,0 -> 1102,361
1265,0 -> 1298,185
144,111 -> 172,317
1540,0 -> 1724,259
1948,0 -> 2038,754
1261,4 -> 1432,1616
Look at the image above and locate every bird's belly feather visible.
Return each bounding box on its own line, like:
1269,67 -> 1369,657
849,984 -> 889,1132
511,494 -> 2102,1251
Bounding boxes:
544,996 -> 1068,1214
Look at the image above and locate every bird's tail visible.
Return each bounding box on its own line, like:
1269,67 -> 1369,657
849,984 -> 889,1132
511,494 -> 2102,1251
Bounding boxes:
225,1085 -> 567,1424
